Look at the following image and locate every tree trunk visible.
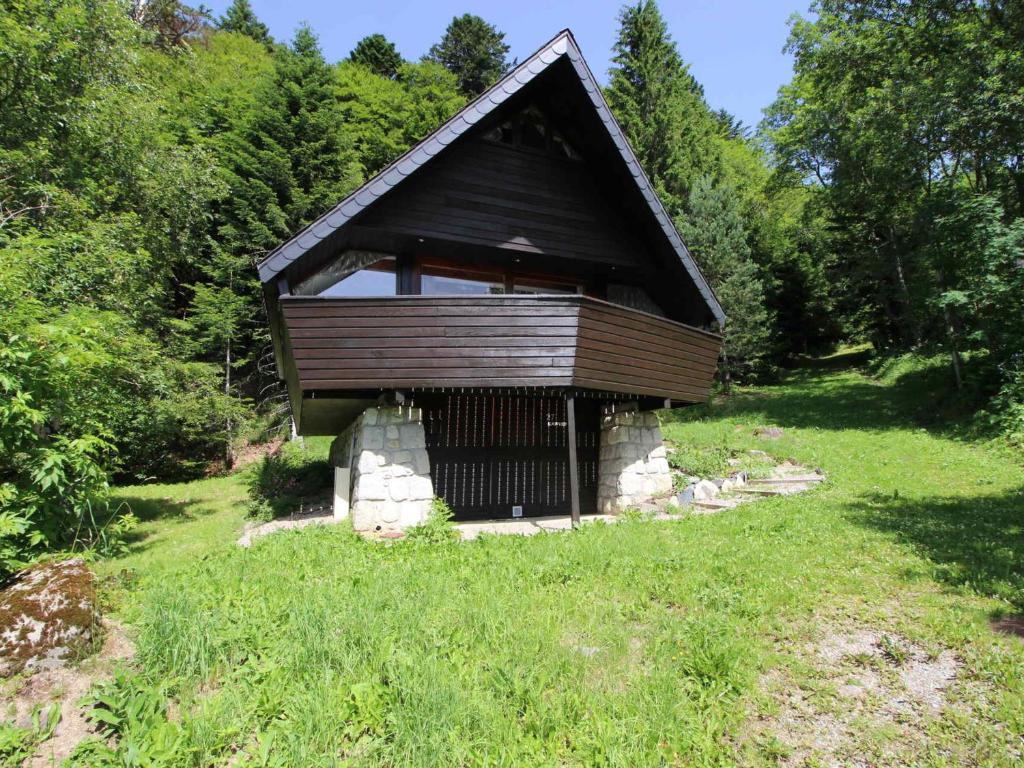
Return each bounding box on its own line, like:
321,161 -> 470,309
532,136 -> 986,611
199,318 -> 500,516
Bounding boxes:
224,339 -> 234,469
889,227 -> 918,346
943,305 -> 963,391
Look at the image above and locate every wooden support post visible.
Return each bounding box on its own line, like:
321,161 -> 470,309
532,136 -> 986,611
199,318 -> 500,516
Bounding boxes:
566,393 -> 581,528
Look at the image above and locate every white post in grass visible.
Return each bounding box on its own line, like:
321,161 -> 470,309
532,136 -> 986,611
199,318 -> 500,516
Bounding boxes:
333,467 -> 350,520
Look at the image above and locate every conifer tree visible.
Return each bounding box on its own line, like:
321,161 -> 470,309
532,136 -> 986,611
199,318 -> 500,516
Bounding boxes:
218,0 -> 271,45
678,176 -> 773,382
350,33 -> 403,79
426,14 -> 511,96
279,25 -> 363,228
606,0 -> 719,208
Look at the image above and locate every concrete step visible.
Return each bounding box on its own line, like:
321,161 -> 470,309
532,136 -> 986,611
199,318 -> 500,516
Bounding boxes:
748,475 -> 824,485
691,498 -> 739,510
734,486 -> 786,496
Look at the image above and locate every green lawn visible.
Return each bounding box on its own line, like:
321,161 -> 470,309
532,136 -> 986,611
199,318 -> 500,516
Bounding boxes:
94,354 -> 1023,766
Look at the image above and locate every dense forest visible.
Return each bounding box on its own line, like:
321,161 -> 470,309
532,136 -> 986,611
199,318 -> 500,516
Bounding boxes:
1,0 -> 1021,573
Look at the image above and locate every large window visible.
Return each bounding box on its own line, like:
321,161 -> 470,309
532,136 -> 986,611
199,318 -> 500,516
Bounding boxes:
294,251 -> 396,296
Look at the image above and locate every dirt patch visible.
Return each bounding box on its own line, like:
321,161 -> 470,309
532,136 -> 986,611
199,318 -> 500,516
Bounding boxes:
745,627 -> 966,766
232,437 -> 284,470
990,614 -> 1024,641
3,618 -> 134,766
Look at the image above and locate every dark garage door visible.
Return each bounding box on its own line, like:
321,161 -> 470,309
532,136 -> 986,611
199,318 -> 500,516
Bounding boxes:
419,393 -> 599,520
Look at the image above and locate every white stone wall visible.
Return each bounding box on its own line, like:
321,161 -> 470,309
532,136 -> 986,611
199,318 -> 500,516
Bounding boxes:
597,411 -> 673,513
333,406 -> 434,532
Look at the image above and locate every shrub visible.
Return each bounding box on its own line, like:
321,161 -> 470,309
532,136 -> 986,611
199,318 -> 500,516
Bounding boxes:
988,357 -> 1024,447
0,322 -> 146,577
404,498 -> 458,543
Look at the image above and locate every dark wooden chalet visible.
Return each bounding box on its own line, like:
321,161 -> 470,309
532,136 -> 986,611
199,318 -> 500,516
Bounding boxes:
260,30 -> 724,524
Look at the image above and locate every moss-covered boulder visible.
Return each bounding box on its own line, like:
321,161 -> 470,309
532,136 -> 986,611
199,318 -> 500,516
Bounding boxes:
0,558 -> 99,677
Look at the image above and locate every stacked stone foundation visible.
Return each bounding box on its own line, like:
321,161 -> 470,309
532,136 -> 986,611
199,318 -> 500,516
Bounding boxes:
330,406 -> 434,533
596,410 -> 673,513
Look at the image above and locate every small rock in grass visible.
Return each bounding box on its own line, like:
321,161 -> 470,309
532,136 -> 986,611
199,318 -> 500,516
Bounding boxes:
692,480 -> 719,501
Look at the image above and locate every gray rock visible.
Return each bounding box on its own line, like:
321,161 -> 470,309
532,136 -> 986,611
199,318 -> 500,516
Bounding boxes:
0,559 -> 99,677
692,479 -> 719,501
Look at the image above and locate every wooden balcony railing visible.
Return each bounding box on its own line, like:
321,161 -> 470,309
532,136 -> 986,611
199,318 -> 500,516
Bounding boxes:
279,294 -> 721,404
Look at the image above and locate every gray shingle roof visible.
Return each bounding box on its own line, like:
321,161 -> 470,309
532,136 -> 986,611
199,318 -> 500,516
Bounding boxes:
257,29 -> 725,326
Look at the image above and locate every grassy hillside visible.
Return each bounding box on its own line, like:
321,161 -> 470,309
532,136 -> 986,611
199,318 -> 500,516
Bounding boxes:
86,353 -> 1022,766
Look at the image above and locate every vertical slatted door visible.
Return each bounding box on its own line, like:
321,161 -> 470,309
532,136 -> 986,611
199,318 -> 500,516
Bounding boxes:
420,393 -> 599,519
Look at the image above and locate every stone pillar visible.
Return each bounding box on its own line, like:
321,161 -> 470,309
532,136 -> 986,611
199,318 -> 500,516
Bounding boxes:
597,410 -> 673,514
330,405 -> 434,533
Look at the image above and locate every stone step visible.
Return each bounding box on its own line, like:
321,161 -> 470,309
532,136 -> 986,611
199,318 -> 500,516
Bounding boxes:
734,486 -> 786,496
691,498 -> 739,510
748,475 -> 824,485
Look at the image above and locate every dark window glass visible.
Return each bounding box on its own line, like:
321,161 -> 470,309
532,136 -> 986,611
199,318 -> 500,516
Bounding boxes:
422,271 -> 505,295
512,279 -> 579,295
294,252 -> 397,296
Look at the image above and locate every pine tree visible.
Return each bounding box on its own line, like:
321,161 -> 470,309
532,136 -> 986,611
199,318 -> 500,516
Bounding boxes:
426,14 -> 511,96
279,25 -> 363,228
606,0 -> 719,208
679,176 -> 773,382
218,0 -> 271,45
350,33 -> 403,79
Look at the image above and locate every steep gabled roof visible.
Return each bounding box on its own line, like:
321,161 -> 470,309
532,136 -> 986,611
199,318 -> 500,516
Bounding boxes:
257,29 -> 725,326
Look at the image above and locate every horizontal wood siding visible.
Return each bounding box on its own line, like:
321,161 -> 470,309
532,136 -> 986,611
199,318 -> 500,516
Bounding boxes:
357,140 -> 645,266
575,302 -> 719,400
282,297 -> 577,390
280,296 -> 721,401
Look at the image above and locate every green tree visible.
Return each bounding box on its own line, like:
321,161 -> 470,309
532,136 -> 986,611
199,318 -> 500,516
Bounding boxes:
335,60 -> 464,176
679,176 -> 773,382
606,0 -> 720,208
426,14 -> 511,96
129,0 -> 211,49
349,33 -> 403,79
217,0 -> 272,45
767,0 -> 1024,414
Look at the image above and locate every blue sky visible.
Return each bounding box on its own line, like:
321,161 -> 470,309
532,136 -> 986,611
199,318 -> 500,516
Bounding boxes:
206,1 -> 809,130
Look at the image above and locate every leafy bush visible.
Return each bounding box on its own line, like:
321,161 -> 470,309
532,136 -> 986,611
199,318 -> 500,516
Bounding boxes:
0,332 -> 124,576
404,498 -> 458,543
988,358 -> 1024,448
